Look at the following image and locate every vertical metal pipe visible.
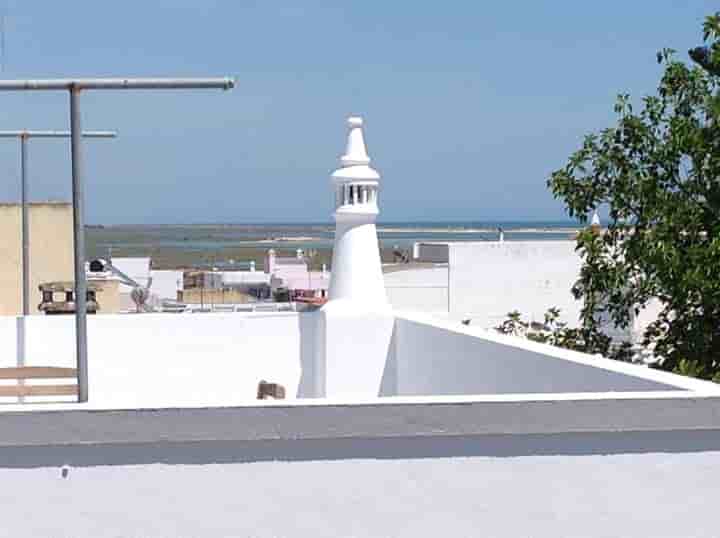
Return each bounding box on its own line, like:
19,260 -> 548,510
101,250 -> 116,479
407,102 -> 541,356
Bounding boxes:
447,255 -> 451,314
18,135 -> 28,402
20,134 -> 29,316
69,87 -> 88,402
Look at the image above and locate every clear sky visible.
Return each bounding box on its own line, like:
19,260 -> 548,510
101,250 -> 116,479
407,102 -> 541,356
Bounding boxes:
0,1 -> 715,224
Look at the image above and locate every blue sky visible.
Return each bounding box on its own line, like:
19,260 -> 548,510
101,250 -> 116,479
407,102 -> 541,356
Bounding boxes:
0,1 -> 715,224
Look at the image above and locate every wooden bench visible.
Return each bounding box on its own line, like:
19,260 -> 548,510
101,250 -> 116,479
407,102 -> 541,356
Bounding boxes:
0,367 -> 78,398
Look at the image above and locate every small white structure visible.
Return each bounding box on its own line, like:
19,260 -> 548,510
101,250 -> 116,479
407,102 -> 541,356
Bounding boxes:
319,116 -> 394,397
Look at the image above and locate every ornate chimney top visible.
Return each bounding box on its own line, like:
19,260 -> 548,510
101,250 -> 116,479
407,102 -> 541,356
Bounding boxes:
340,116 -> 371,167
331,116 -> 381,216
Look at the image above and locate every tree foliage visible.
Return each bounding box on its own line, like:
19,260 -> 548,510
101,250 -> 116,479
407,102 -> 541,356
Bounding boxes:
548,13 -> 720,381
496,308 -> 634,361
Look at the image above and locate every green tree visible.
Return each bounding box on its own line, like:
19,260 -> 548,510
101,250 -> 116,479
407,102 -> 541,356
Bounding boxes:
548,13 -> 720,381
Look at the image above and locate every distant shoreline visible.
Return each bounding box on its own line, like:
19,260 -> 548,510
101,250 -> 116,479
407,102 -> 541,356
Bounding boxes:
377,227 -> 579,234
85,222 -> 578,271
85,220 -> 580,229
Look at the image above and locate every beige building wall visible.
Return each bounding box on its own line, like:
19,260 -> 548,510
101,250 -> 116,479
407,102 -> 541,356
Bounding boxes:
0,202 -> 74,316
93,279 -> 121,314
179,288 -> 253,305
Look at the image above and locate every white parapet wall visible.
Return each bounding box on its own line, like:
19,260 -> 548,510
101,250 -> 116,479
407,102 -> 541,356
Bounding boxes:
0,308 -> 712,407
0,312 -> 310,407
383,313 -> 717,397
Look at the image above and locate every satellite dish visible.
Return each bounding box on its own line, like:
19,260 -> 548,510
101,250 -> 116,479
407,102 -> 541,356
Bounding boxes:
89,259 -> 106,272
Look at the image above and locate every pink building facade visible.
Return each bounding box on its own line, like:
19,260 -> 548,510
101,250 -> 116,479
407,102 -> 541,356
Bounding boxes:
265,249 -> 329,300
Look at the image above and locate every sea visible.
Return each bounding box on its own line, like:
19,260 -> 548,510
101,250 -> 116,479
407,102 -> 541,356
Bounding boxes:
86,220 -> 579,269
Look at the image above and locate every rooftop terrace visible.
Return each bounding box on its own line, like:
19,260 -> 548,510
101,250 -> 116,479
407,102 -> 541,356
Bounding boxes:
0,310 -> 717,416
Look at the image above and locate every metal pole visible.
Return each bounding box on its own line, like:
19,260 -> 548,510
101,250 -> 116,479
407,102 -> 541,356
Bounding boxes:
447,256 -> 451,314
0,78 -> 234,91
0,130 -> 116,138
20,134 -> 29,316
69,86 -> 88,402
18,134 -> 28,402
0,76 -> 234,403
0,129 -> 116,404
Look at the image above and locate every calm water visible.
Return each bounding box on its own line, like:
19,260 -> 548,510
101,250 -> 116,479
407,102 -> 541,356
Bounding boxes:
86,221 -> 579,268
89,221 -> 577,250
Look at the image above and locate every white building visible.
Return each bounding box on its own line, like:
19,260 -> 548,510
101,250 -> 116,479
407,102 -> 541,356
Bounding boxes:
387,240 -> 581,326
0,116 -> 718,537
398,230 -> 664,344
384,264 -> 449,313
266,249 -> 329,299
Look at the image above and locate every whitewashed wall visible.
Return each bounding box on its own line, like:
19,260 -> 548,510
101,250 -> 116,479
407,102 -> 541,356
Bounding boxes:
0,306 -> 685,407
386,286 -> 448,312
0,312 -> 308,407
447,241 -> 665,341
385,315 -> 682,396
449,241 -> 582,328
384,266 -> 449,313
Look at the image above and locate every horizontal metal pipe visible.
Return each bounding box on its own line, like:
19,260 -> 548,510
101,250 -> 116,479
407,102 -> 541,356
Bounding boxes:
0,77 -> 235,91
0,130 -> 117,138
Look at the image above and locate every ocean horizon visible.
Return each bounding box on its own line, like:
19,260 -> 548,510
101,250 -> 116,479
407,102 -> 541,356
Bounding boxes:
88,219 -> 580,228
86,220 -> 581,269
